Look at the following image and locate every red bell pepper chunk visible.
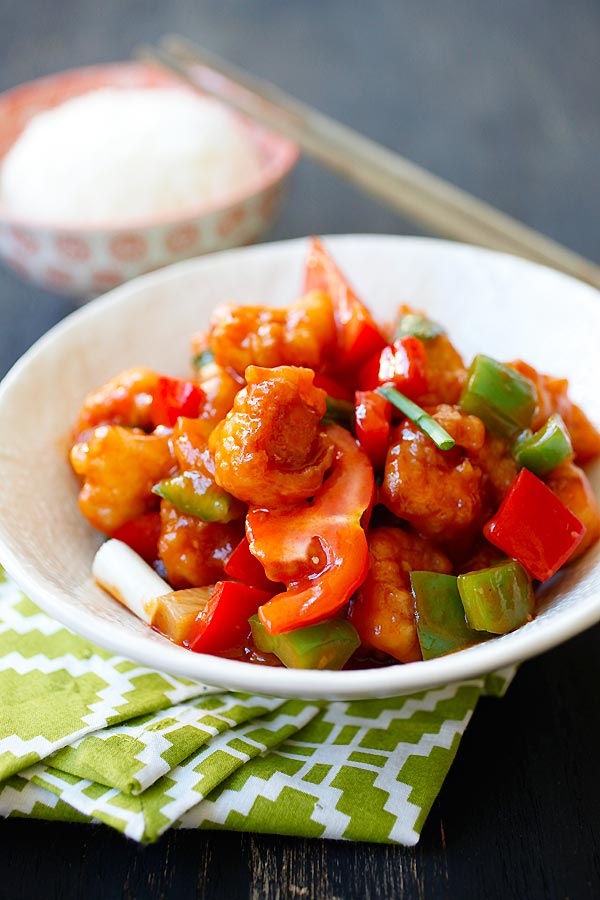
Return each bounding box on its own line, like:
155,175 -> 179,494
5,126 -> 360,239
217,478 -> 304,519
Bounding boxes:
312,373 -> 354,402
224,537 -> 284,592
188,581 -> 274,654
246,424 -> 374,634
304,237 -> 386,372
151,376 -> 203,428
112,512 -> 161,564
483,468 -> 586,582
358,336 -> 428,399
354,390 -> 391,470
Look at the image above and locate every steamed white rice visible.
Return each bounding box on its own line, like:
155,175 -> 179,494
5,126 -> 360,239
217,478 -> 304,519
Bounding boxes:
0,87 -> 264,225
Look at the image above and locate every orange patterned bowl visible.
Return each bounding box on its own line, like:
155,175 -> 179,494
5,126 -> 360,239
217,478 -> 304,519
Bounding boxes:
0,62 -> 298,300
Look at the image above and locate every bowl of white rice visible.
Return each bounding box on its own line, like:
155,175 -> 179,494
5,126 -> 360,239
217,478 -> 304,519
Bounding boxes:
0,62 -> 298,299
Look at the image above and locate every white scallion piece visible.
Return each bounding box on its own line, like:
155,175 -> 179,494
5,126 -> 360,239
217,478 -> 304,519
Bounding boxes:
92,539 -> 170,625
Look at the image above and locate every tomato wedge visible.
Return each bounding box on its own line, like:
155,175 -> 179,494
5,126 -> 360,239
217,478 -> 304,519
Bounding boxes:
224,537 -> 284,592
304,237 -> 386,373
247,424 -> 374,634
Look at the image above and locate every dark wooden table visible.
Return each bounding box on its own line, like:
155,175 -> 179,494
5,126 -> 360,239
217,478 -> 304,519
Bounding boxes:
2,2 -> 600,897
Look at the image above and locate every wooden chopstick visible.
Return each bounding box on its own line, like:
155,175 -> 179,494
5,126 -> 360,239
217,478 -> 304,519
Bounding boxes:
138,36 -> 600,290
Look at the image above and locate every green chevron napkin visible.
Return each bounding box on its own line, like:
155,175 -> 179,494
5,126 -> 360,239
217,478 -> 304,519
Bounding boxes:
0,568 -> 515,844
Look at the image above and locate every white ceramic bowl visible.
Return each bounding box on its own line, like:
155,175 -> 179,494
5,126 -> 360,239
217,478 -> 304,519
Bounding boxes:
0,62 -> 298,300
0,235 -> 599,699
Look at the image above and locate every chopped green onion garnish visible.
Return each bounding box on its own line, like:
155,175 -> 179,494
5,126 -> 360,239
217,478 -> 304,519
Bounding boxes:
192,349 -> 215,371
376,384 -> 455,450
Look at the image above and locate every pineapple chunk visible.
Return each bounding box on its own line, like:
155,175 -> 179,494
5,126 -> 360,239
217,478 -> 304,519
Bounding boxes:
93,539 -> 213,644
153,587 -> 213,644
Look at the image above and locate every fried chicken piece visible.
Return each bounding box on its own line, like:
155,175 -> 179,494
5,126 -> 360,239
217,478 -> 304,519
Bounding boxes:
70,425 -> 174,533
468,433 -> 519,512
209,291 -> 336,377
545,461 -> 600,559
456,540 -> 507,574
210,366 -> 335,508
349,527 -> 452,663
189,340 -> 243,437
172,417 -> 215,478
381,407 -> 485,542
417,336 -> 468,406
393,305 -> 467,407
510,360 -> 600,464
429,404 -> 486,451
73,367 -> 159,441
158,501 -> 244,589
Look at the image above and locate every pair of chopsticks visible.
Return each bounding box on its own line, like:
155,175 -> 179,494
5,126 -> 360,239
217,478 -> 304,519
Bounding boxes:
138,36 -> 600,290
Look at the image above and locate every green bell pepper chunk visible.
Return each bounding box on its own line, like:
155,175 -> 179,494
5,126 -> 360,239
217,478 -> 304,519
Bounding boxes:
377,385 -> 455,450
457,560 -> 535,634
394,312 -> 445,342
249,614 -> 360,670
512,414 -> 573,476
410,571 -> 486,659
153,472 -> 244,523
459,355 -> 536,441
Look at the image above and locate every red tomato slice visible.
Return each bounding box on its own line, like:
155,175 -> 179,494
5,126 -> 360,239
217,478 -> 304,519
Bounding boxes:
224,537 -> 284,592
304,237 -> 386,373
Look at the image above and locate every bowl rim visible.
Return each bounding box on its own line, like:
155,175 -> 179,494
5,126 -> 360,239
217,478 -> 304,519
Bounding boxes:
0,60 -> 300,234
1,234 -> 600,699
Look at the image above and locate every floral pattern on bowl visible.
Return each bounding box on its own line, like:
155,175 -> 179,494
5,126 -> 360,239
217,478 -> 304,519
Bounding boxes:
0,62 -> 298,301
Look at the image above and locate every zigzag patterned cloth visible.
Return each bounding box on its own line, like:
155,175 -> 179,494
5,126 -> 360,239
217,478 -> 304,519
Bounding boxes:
0,568 -> 515,844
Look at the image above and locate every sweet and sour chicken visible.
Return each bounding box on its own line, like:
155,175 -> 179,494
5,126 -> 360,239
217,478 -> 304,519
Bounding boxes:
71,238 -> 600,670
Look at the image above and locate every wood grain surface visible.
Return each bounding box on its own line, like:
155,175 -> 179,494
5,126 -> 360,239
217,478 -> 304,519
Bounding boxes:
1,1 -> 600,898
